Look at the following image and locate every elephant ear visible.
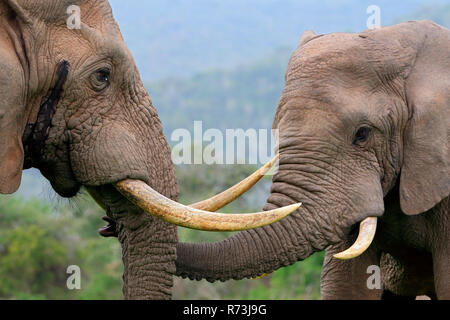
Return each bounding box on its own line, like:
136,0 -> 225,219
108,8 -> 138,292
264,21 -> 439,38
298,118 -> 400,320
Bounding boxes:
298,30 -> 322,47
0,134 -> 24,194
399,21 -> 450,215
0,0 -> 31,194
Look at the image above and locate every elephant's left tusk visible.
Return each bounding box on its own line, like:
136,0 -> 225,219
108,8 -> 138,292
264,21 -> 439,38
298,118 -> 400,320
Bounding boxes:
333,217 -> 377,260
88,155 -> 279,214
114,179 -> 301,232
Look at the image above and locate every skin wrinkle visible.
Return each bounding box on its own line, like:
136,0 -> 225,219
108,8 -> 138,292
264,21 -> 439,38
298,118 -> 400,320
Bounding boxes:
245,228 -> 278,276
244,228 -> 268,277
270,179 -> 330,232
266,188 -> 322,251
116,204 -> 177,299
276,154 -> 356,242
234,231 -> 246,277
268,222 -> 293,266
276,163 -> 359,225
263,221 -> 291,267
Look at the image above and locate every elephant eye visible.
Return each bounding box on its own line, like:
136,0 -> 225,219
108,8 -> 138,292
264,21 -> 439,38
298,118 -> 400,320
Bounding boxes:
91,68 -> 111,91
353,126 -> 371,145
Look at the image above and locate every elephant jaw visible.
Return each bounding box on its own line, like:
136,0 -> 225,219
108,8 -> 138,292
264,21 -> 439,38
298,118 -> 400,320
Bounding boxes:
89,154 -> 301,233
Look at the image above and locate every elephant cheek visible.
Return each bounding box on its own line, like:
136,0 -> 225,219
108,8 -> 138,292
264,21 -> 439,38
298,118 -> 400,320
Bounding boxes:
39,157 -> 81,197
71,124 -> 150,187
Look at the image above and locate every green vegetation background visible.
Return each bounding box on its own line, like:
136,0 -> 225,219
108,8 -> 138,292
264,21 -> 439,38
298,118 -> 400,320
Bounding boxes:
1,2 -> 448,300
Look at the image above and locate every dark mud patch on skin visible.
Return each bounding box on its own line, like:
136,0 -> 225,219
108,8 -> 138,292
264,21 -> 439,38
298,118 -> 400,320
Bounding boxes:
23,60 -> 70,167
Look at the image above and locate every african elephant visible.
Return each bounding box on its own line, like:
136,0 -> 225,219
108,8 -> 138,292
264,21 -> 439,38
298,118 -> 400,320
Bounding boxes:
176,21 -> 450,299
0,0 -> 298,299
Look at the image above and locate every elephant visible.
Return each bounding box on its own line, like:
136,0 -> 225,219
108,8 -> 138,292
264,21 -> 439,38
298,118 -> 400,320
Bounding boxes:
0,0 -> 299,299
175,21 -> 450,299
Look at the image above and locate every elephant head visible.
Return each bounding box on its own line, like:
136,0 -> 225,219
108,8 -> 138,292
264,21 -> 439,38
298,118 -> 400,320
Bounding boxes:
176,21 -> 449,285
0,0 -> 298,299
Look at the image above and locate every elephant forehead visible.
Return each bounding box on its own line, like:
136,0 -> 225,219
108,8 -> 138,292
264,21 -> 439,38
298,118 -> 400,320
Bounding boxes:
276,99 -> 342,134
287,34 -> 371,78
17,0 -> 113,25
279,81 -> 378,114
286,30 -> 413,92
274,91 -> 392,134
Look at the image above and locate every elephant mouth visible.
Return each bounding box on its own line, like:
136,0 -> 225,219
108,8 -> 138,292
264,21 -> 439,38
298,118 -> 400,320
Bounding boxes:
87,155 -> 301,232
98,215 -> 118,237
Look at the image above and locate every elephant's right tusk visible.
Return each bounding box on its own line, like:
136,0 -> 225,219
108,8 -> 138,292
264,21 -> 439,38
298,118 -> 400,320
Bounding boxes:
190,154 -> 279,211
333,217 -> 377,260
114,179 -> 300,232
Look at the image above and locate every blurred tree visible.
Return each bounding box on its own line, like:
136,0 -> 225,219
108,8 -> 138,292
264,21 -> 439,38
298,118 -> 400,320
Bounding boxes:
0,196 -> 123,300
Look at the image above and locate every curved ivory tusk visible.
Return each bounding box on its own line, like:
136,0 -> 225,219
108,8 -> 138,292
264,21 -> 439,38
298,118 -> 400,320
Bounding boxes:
114,179 -> 301,232
89,155 -> 279,212
190,154 -> 279,211
333,217 -> 377,260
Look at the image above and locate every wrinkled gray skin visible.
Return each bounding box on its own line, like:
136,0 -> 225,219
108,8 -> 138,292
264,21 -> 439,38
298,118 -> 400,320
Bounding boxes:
176,21 -> 450,299
0,0 -> 177,299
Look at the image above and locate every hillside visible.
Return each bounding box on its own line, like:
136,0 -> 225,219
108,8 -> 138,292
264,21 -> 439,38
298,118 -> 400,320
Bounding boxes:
109,0 -> 445,80
149,48 -> 291,136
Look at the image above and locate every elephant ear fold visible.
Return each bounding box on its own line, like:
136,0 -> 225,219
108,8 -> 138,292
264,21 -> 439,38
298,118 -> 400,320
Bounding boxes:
298,30 -> 322,47
0,0 -> 27,194
3,0 -> 32,23
399,24 -> 450,215
0,134 -> 24,194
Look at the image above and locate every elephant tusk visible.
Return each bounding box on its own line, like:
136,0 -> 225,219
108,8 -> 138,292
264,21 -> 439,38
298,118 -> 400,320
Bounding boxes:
190,154 -> 279,211
89,155 -> 279,212
114,179 -> 301,232
333,217 -> 377,260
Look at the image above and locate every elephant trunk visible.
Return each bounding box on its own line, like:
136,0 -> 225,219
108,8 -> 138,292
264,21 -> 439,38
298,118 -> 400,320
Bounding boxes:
175,147 -> 383,281
119,215 -> 177,300
176,180 -> 329,282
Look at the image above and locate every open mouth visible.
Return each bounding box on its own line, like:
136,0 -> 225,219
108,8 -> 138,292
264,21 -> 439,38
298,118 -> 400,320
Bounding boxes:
87,155 -> 301,234
98,215 -> 118,237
